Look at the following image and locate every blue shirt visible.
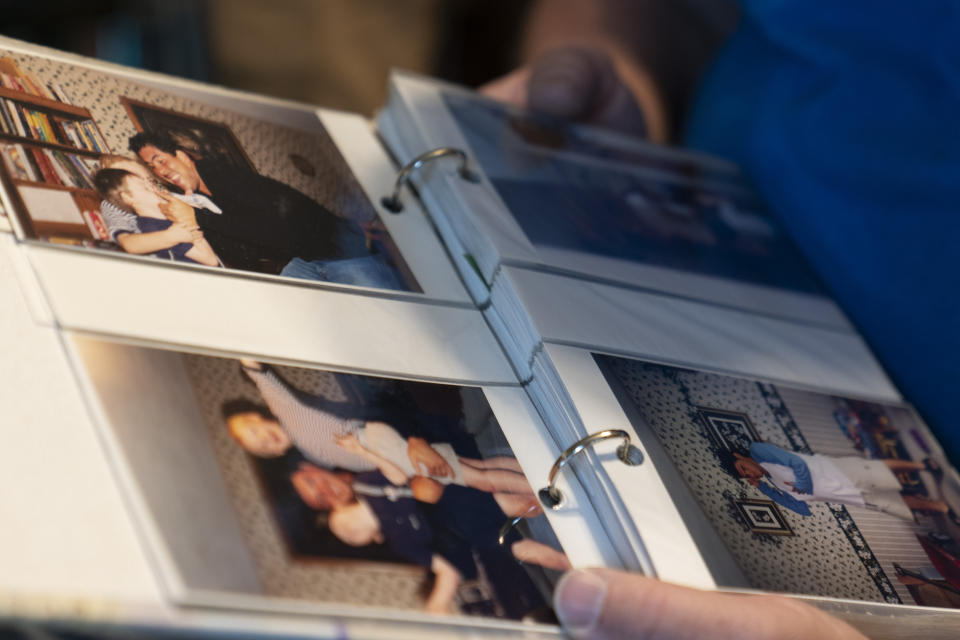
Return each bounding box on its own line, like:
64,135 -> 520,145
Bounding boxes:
136,216 -> 197,264
748,442 -> 812,516
684,2 -> 960,463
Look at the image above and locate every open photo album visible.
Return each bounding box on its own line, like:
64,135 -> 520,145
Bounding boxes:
2,37 -> 958,639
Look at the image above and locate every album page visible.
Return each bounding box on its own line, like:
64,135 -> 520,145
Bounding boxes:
0,232 -> 161,613
543,343 -> 960,621
0,38 -> 506,380
380,72 -> 848,328
2,204 -> 607,640
501,265 -> 897,401
60,333 -> 618,631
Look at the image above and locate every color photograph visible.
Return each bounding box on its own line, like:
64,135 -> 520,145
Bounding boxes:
187,354 -> 569,620
75,339 -> 569,622
0,49 -> 419,292
598,354 -> 960,609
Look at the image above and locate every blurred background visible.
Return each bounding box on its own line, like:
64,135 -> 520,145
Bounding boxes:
0,0 -> 532,115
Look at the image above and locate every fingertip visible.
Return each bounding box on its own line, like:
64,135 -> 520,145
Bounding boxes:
553,569 -> 611,637
479,67 -> 530,107
527,49 -> 601,120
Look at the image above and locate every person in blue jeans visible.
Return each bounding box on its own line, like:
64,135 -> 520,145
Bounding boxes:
279,253 -> 403,290
484,1 -> 957,637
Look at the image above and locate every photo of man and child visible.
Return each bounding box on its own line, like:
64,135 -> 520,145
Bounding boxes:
186,355 -> 569,620
0,48 -> 418,293
93,126 -> 408,290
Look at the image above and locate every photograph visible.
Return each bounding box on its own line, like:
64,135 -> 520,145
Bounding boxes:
196,356 -> 570,620
596,353 -> 960,609
75,338 -> 569,622
441,90 -> 824,295
0,49 -> 419,292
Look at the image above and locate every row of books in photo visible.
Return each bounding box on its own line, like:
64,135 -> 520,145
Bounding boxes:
1,142 -> 99,190
0,68 -> 72,103
0,98 -> 107,152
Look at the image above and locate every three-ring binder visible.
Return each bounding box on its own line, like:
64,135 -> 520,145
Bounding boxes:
498,429 -> 644,548
539,429 -> 644,509
381,147 -> 478,213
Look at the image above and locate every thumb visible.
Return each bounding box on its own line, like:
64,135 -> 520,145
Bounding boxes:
526,47 -> 648,137
553,568 -> 867,640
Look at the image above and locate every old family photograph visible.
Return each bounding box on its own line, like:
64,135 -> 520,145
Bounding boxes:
152,352 -> 569,621
599,354 -> 960,609
0,51 -> 418,291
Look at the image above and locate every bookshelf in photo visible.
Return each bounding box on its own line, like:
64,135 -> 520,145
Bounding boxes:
0,56 -> 110,243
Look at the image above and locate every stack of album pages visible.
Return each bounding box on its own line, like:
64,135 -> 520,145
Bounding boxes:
2,38 -> 960,640
379,73 -> 899,466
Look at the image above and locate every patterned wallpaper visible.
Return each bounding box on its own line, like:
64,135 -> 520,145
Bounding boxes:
600,356 -> 895,603
5,48 -> 376,223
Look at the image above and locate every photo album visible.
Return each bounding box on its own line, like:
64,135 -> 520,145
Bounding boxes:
1,37 -> 958,639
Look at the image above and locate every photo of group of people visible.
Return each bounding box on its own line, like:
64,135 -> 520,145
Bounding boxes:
0,49 -> 418,292
186,354 -> 569,620
597,354 -> 960,609
441,91 -> 823,294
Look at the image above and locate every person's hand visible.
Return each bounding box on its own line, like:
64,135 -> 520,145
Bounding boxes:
785,481 -> 801,494
553,569 -> 867,640
481,46 -> 653,139
406,437 -> 453,478
746,477 -> 761,488
164,222 -> 200,244
158,194 -> 197,225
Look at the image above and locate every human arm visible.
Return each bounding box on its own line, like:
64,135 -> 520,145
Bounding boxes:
336,432 -> 409,486
182,232 -> 221,267
754,481 -> 812,517
554,568 -> 868,640
116,224 -> 197,255
749,443 -> 814,494
424,554 -> 461,615
407,437 -> 453,479
241,363 -> 303,418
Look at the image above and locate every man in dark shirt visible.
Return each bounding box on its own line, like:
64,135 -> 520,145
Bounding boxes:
129,131 -> 400,287
319,467 -> 565,616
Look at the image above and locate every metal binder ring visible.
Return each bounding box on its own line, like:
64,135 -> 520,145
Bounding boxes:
381,147 -> 479,213
539,429 -> 644,510
497,503 -> 541,546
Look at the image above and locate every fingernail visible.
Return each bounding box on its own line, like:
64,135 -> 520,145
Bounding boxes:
554,570 -> 609,636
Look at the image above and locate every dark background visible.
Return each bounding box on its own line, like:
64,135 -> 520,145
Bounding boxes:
0,0 -> 530,115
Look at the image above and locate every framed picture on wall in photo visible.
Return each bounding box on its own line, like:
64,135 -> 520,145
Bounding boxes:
697,407 -> 761,454
733,498 -> 794,536
121,97 -> 255,171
